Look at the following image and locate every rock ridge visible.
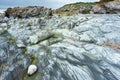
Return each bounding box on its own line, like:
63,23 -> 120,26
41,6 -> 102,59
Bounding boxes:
5,6 -> 52,18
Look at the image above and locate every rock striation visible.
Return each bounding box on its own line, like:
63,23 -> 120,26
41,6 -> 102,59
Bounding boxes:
0,30 -> 31,80
0,9 -> 120,80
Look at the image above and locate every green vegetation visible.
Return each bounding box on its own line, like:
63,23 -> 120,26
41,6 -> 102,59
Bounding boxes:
52,33 -> 63,39
70,2 -> 94,9
59,0 -> 114,11
55,2 -> 95,16
29,33 -> 63,45
58,13 -> 72,17
6,35 -> 16,45
29,54 -> 39,65
23,48 -> 27,54
22,69 -> 44,80
0,30 -> 16,45
100,0 -> 114,2
58,2 -> 95,11
0,30 -> 8,35
29,43 -> 36,46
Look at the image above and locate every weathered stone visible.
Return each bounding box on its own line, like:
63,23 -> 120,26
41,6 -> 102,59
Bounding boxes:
29,35 -> 39,44
5,6 -> 53,18
91,0 -> 120,14
1,13 -> 120,80
27,64 -> 37,76
0,32 -> 31,80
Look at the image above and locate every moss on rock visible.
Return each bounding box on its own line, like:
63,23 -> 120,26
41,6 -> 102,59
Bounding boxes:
0,30 -> 16,45
22,69 -> 44,80
29,54 -> 39,65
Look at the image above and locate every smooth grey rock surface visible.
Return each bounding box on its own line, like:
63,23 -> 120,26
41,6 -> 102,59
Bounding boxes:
0,30 -> 31,80
0,14 -> 120,80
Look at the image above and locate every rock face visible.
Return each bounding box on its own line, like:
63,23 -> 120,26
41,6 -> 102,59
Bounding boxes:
5,6 -> 52,18
1,12 -> 120,80
91,0 -> 120,13
105,0 -> 120,13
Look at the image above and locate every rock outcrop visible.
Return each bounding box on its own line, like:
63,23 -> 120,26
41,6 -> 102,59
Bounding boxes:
1,14 -> 120,80
55,2 -> 94,15
1,7 -> 120,80
55,0 -> 120,14
91,0 -> 120,13
5,6 -> 52,18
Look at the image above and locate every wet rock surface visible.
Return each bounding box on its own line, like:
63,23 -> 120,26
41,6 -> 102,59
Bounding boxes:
0,14 -> 120,80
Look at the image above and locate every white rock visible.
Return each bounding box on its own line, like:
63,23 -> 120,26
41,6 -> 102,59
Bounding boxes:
17,44 -> 26,48
0,23 -> 7,27
27,64 -> 37,76
29,35 -> 39,44
16,40 -> 26,48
